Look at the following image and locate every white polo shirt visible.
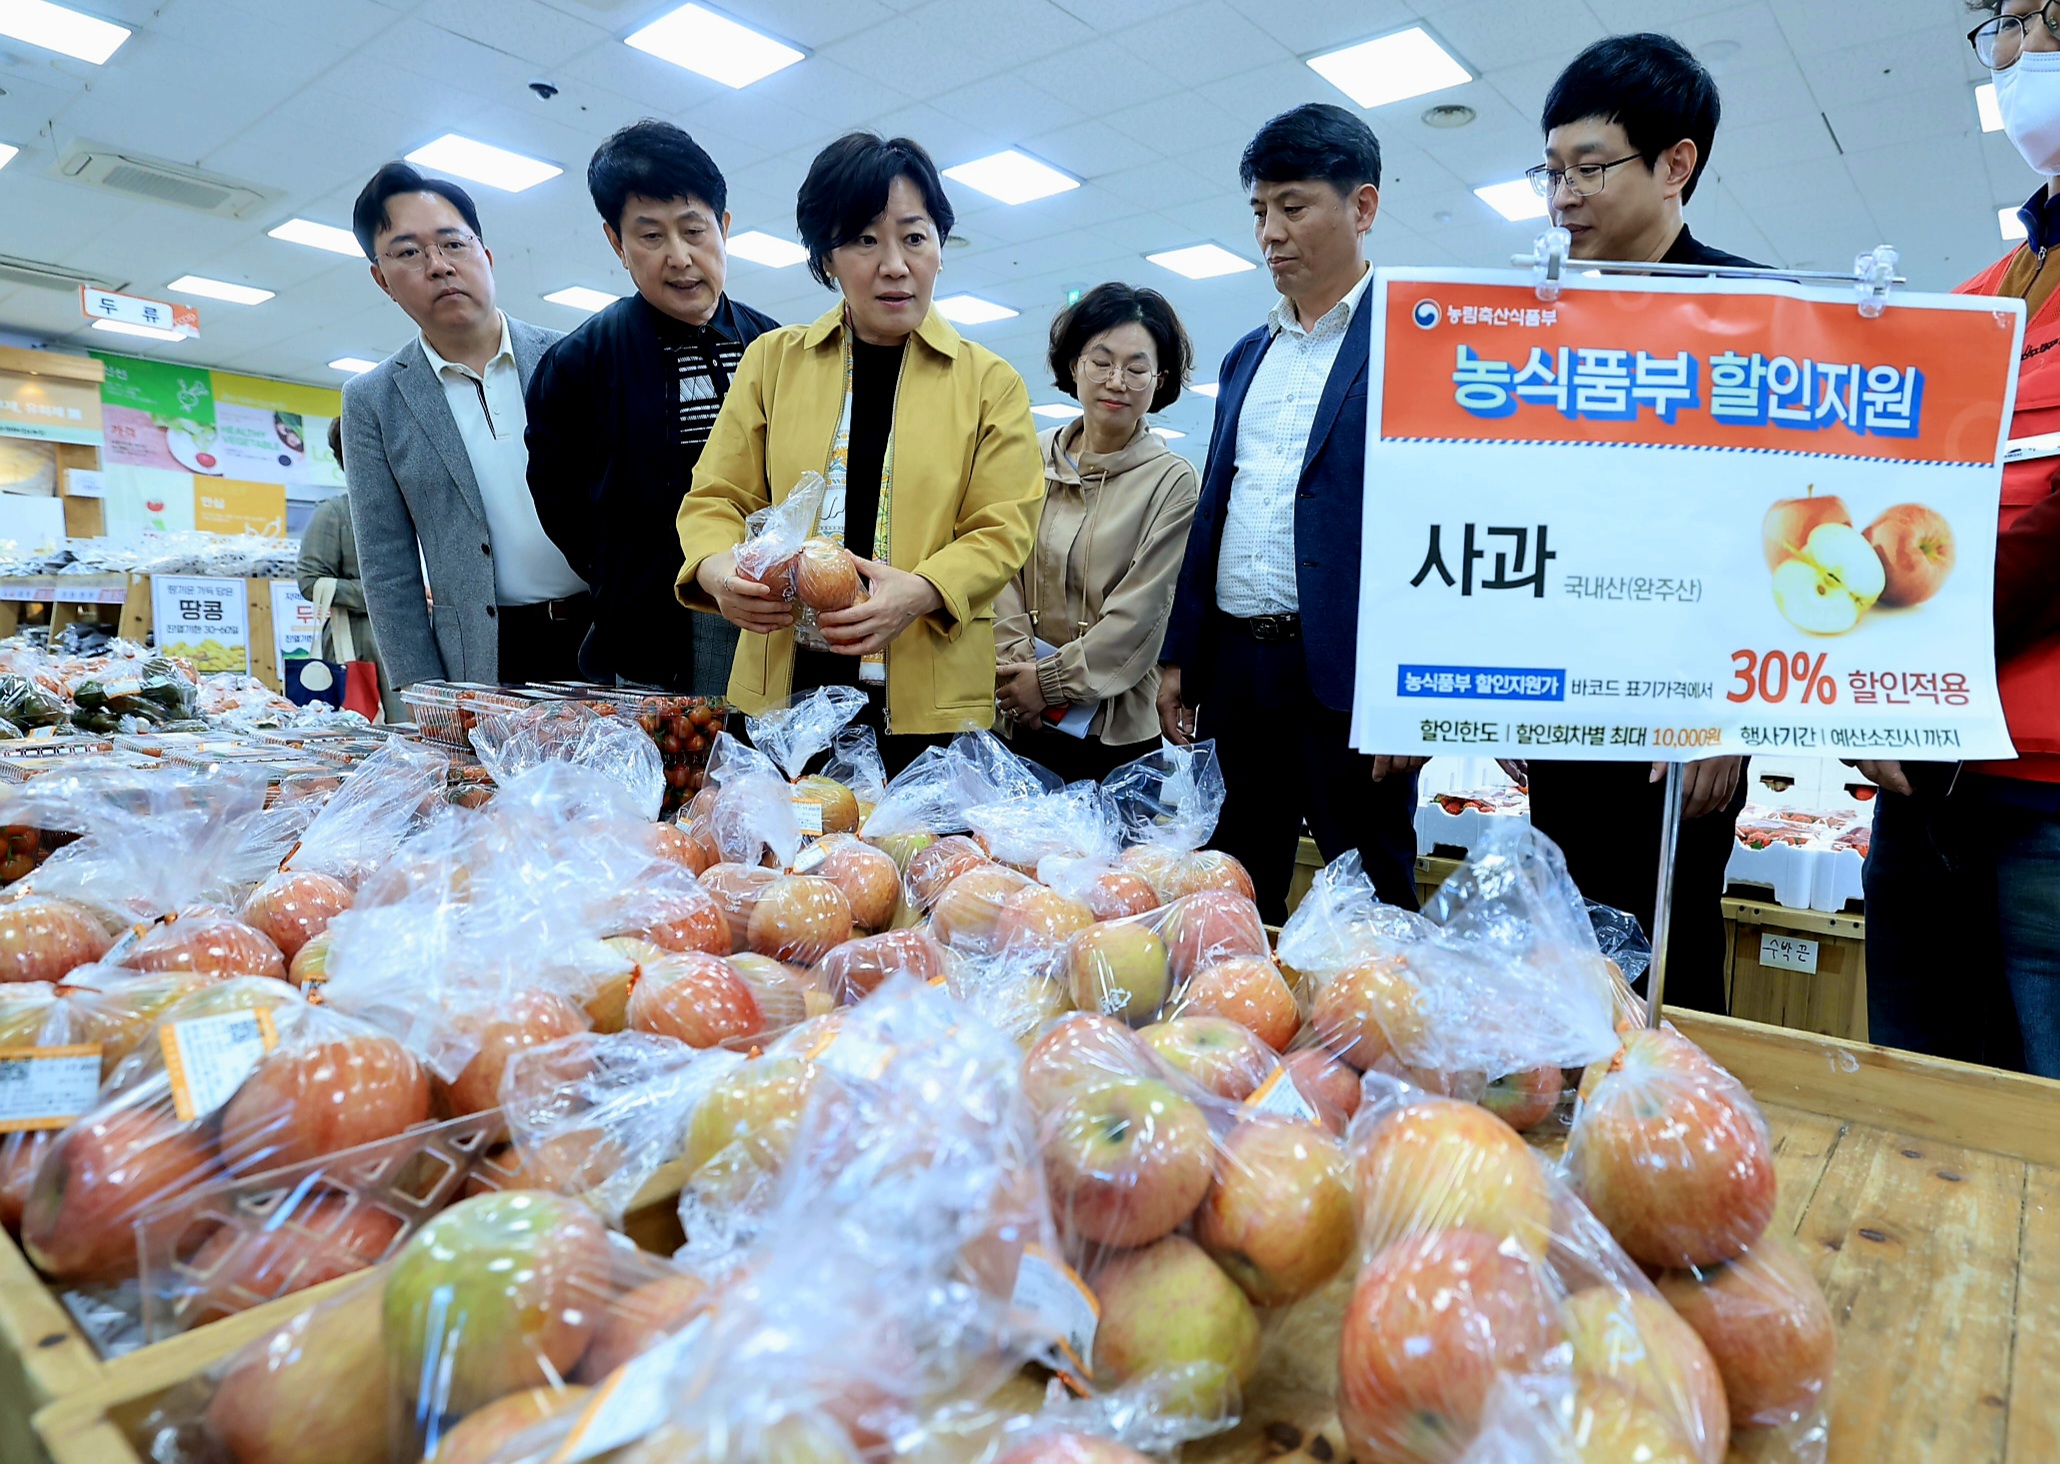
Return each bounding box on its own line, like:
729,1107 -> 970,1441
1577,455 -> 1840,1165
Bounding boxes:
1215,263 -> 1373,617
419,313 -> 587,606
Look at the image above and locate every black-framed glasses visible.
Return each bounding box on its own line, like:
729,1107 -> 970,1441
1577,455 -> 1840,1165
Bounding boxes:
1970,3 -> 2060,69
1525,155 -> 1644,199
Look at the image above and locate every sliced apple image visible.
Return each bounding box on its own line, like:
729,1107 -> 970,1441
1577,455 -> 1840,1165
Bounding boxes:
1769,522 -> 1886,635
1760,488 -> 1850,572
1864,504 -> 1955,608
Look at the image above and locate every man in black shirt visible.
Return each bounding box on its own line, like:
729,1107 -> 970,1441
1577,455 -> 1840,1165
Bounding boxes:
527,120 -> 777,692
1523,34 -> 1763,1014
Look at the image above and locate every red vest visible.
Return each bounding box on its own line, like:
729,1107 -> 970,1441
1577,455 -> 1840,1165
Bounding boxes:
1960,252 -> 2060,777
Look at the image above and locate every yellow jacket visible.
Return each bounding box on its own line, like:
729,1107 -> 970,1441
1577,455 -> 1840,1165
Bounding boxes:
676,303 -> 1044,733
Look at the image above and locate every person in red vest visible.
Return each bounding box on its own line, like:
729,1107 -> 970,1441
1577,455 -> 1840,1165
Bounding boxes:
1856,0 -> 2060,1076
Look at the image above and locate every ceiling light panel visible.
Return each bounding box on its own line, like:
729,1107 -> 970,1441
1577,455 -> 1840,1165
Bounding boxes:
727,230 -> 809,267
943,150 -> 1080,205
1977,82 -> 2003,133
1307,26 -> 1471,110
329,357 -> 379,374
1473,180 -> 1548,222
269,219 -> 364,257
543,286 -> 621,313
2001,206 -> 2029,242
406,134 -> 562,193
91,319 -> 183,342
168,275 -> 274,305
0,143 -> 17,171
0,0 -> 130,65
1031,403 -> 1083,420
625,3 -> 805,89
1191,382 -> 1220,398
1146,244 -> 1256,280
935,293 -> 1019,325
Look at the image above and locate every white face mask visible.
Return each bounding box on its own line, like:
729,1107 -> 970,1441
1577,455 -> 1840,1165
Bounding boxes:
1996,51 -> 2060,176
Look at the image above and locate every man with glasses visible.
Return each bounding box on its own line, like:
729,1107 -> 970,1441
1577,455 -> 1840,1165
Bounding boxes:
341,162 -> 588,688
1522,34 -> 1763,1016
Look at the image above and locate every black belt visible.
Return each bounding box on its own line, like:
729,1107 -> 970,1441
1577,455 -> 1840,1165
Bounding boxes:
1219,612 -> 1301,644
500,592 -> 592,623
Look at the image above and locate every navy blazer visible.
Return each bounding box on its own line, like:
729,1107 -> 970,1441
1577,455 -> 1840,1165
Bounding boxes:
1162,293 -> 1372,713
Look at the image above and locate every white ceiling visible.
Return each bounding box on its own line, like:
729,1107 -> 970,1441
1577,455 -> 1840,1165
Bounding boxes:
0,0 -> 2029,443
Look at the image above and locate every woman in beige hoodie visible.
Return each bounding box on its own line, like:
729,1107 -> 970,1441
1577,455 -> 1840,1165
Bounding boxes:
995,284 -> 1200,784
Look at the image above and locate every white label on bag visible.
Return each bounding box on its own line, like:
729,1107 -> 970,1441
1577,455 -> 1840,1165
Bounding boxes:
1243,1066 -> 1324,1125
551,1315 -> 709,1463
1012,1244 -> 1098,1386
0,1045 -> 103,1132
1758,933 -> 1820,974
160,1008 -> 280,1123
792,798 -> 825,836
791,840 -> 830,874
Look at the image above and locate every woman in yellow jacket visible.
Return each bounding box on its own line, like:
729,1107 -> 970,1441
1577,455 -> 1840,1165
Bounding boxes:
676,133 -> 1043,771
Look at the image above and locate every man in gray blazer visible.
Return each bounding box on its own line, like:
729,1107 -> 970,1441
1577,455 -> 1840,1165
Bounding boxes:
340,162 -> 589,689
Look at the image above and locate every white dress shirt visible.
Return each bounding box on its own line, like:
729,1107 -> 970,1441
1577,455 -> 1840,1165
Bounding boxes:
419,313 -> 587,606
1216,263 -> 1374,617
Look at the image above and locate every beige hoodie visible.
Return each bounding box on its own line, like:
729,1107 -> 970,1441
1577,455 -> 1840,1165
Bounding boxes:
995,419 -> 1199,745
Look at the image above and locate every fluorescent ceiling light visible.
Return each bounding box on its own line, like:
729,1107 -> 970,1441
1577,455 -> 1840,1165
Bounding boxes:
1146,243 -> 1256,280
1473,179 -> 1548,223
625,3 -> 805,89
91,319 -> 183,342
0,0 -> 130,64
1191,381 -> 1219,398
1307,25 -> 1470,109
270,218 -> 363,257
168,275 -> 273,306
943,149 -> 1079,206
2001,206 -> 2029,242
1977,82 -> 2003,133
0,142 -> 17,171
543,285 -> 621,313
726,229 -> 809,267
406,133 -> 562,193
329,356 -> 379,375
1149,426 -> 1185,439
935,293 -> 1019,325
1031,403 -> 1083,420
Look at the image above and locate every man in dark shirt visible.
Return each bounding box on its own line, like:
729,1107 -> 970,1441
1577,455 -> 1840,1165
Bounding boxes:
1522,34 -> 1763,1014
527,120 -> 777,693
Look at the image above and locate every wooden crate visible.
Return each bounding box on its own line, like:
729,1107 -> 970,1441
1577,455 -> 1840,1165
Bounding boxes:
1726,898 -> 1869,1043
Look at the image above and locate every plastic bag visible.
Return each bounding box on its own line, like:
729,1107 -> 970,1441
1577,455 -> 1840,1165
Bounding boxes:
1105,742 -> 1254,903
1057,887 -> 1277,1035
735,470 -> 827,595
703,732 -> 804,868
967,781 -> 1122,877
472,702 -> 664,819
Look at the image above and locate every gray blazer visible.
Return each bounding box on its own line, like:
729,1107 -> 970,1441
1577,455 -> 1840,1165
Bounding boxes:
340,317 -> 561,689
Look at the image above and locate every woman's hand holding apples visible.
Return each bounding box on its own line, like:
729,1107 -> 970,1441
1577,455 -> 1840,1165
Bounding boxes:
817,559 -> 943,656
698,550 -> 796,635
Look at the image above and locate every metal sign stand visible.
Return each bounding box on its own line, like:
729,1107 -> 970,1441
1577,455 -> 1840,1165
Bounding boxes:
1512,227 -> 1906,1025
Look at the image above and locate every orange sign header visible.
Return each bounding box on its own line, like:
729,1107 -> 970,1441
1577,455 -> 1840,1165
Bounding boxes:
1380,281 -> 2019,466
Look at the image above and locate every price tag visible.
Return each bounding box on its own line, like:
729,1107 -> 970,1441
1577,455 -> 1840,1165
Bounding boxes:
550,1315 -> 709,1463
1758,933 -> 1820,975
792,798 -> 825,837
159,1008 -> 280,1123
1011,1244 -> 1098,1388
0,1044 -> 103,1132
791,840 -> 830,874
1243,1066 -> 1324,1125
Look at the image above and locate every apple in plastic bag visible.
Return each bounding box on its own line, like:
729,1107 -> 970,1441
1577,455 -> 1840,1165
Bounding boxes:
1479,1065 -> 1564,1133
748,875 -> 854,966
1020,1012 -> 1156,1114
430,1384 -> 589,1464
207,1280 -> 389,1464
812,835 -> 900,931
702,863 -> 780,953
796,537 -> 865,612
1655,1236 -> 1836,1428
1160,850 -> 1257,903
1080,869 -> 1160,920
819,928 -> 946,1002
219,1032 -> 431,1168
1563,1288 -> 1729,1464
1864,503 -> 1955,608
437,990 -> 591,1117
1066,922 -> 1171,1026
0,897 -> 110,983
1142,1016 -> 1276,1102
577,1272 -> 711,1383
906,835 -> 993,908
22,1106 -> 221,1283
587,936 -> 668,1033
1571,1028 -> 1775,1268
1176,955 -> 1299,1052
637,885 -> 731,958
1093,1233 -> 1261,1415
383,1190 -> 610,1419
683,1055 -> 819,1203
729,952 -> 825,1030
647,820 -> 718,876
287,929 -> 334,990
1760,490 -> 1850,572
929,865 -> 1034,951
1283,1049 -> 1361,1133
995,885 -> 1096,954
1310,955 -> 1426,1071
1338,1228 -> 1563,1464
185,1195 -> 404,1326
1196,1114 -> 1354,1306
627,951 -> 764,1048
1160,890 -> 1269,983
1116,845 -> 1182,903
1571,1382 -> 1707,1464
239,872 -> 353,961
121,912 -> 288,983
1768,522 -> 1886,635
793,774 -> 862,834
1041,1075 -> 1212,1247
1354,1096 -> 1552,1262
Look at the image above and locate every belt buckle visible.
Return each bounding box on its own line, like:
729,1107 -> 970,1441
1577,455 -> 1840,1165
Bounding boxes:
1253,614 -> 1293,643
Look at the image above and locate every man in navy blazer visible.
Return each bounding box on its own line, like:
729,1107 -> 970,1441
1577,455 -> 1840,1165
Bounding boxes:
1158,104 -> 1422,922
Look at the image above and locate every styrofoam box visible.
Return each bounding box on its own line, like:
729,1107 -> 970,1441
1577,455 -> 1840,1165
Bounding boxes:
1724,839 -> 1865,913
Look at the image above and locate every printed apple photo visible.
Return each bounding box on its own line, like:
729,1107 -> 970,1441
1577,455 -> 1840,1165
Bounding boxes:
1761,488 -> 1954,636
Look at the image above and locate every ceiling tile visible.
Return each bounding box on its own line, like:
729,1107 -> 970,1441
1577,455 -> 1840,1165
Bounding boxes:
1109,1 -> 1291,86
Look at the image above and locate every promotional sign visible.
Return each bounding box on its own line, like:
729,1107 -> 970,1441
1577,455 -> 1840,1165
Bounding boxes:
151,574 -> 248,674
270,579 -> 317,679
79,286 -> 199,339
0,371 -> 102,445
195,479 -> 286,536
1351,270 -> 2023,764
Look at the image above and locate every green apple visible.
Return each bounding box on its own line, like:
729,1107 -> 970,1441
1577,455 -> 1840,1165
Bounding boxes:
1066,922 -> 1171,1026
1092,1234 -> 1261,1416
1195,1116 -> 1354,1306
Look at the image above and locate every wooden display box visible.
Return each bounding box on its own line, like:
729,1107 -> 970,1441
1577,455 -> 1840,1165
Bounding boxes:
1726,897 -> 1869,1043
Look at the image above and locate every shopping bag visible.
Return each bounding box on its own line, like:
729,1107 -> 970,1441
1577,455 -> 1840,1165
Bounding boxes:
308,577 -> 383,721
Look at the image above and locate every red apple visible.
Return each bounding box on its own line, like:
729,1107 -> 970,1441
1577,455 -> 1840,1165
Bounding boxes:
430,1384 -> 588,1464
1176,955 -> 1300,1051
1079,870 -> 1160,920
1310,955 -> 1426,1071
577,1272 -> 710,1383
0,897 -> 110,982
1196,1115 -> 1354,1306
1761,489 -> 1851,571
1116,845 -> 1181,903
1159,890 -> 1269,982
929,865 -> 1035,952
795,537 -> 864,613
1160,850 -> 1256,902
1479,1065 -> 1564,1133
792,774 -> 861,835
1141,1016 -> 1276,1101
747,875 -> 853,966
207,1282 -> 389,1464
1283,1049 -> 1361,1134
587,936 -> 668,1033
729,952 -> 824,1030
637,884 -> 731,957
1563,1287 -> 1729,1464
811,835 -> 900,931
906,835 -> 994,909
819,928 -> 946,1003
0,1131 -> 52,1231
701,863 -> 781,953
1338,1228 -> 1562,1464
647,819 -> 717,875
1066,921 -> 1172,1026
1020,1012 -> 1156,1114
438,991 -> 591,1117
1091,1233 -> 1261,1412
995,885 -> 1096,954
1864,503 -> 1955,607
121,912 -> 287,983
218,1032 -> 431,1169
1654,1236 -> 1836,1428
238,873 -> 352,961
1354,1096 -> 1552,1261
1571,1028 -> 1775,1268
1041,1075 -> 1212,1247
184,1195 -> 403,1325
628,952 -> 764,1048
22,1106 -> 220,1283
